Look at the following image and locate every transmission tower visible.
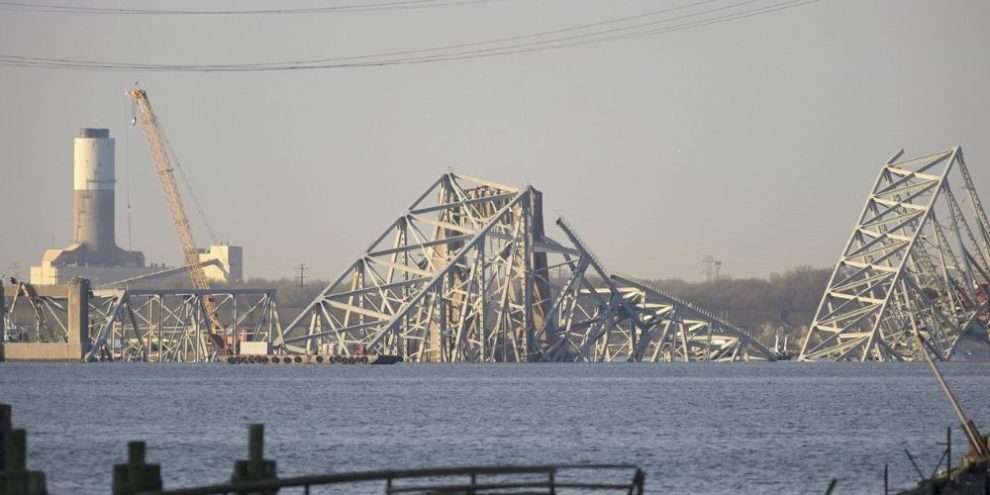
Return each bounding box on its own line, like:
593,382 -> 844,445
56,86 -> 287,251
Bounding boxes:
701,256 -> 722,282
295,264 -> 307,288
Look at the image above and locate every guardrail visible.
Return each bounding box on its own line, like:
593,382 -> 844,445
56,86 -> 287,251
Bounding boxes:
0,406 -> 647,495
143,464 -> 645,495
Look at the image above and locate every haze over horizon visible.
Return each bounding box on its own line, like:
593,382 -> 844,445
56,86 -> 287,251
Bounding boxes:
2,0 -> 989,282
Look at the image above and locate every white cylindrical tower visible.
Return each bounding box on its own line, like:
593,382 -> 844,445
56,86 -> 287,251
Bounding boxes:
73,128 -> 117,265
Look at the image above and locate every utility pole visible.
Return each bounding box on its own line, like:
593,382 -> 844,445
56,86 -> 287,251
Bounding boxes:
295,264 -> 307,288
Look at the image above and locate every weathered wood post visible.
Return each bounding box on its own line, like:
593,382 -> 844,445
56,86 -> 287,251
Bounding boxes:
0,404 -> 11,472
632,468 -> 645,495
0,428 -> 47,495
111,441 -> 162,495
883,464 -> 890,495
231,424 -> 278,494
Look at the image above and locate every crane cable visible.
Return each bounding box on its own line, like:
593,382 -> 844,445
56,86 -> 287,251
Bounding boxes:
130,95 -> 220,246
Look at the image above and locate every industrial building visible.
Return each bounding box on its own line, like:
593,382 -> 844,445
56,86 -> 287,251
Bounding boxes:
29,128 -> 242,286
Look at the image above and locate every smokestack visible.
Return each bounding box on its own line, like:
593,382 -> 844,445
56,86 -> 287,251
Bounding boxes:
73,128 -> 117,265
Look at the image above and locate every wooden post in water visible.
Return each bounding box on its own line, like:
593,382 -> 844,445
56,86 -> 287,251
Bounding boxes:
632,468 -> 645,495
0,429 -> 47,495
231,424 -> 278,494
883,463 -> 888,495
0,404 -> 11,472
111,441 -> 162,495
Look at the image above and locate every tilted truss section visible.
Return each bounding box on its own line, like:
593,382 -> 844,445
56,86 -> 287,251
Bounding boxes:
539,219 -> 774,362
3,282 -> 68,343
800,148 -> 990,361
278,173 -> 774,362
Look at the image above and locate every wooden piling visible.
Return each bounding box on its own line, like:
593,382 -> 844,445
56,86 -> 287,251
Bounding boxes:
231,424 -> 278,494
0,428 -> 47,495
883,463 -> 888,495
111,441 -> 162,495
0,404 -> 11,472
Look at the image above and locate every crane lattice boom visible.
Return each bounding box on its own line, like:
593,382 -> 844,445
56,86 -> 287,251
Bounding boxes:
127,88 -> 228,358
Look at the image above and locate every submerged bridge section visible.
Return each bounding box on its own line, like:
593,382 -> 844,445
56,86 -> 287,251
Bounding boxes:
800,148 -> 990,361
277,173 -> 773,362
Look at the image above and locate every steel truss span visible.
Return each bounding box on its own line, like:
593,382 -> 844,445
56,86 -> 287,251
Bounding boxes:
4,286 -> 280,362
85,288 -> 280,362
800,147 -> 990,361
277,173 -> 773,362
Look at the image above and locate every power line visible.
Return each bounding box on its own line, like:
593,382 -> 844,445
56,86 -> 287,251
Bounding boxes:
0,0 -> 504,15
0,0 -> 725,70
0,0 -> 817,70
235,0 -> 726,68
0,0 -> 824,72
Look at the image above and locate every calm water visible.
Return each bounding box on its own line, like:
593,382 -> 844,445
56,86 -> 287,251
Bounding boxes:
1,362 -> 988,494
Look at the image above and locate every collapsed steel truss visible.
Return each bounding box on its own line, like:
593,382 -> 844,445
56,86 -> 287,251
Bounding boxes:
278,173 -> 773,362
4,285 -> 280,362
800,147 -> 990,361
86,288 -> 281,362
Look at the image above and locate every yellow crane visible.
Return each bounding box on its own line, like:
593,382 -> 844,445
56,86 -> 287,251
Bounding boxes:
126,88 -> 229,359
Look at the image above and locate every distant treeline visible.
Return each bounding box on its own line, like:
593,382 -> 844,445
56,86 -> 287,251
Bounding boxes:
648,265 -> 832,347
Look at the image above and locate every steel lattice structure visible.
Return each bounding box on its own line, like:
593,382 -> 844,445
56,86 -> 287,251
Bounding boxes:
277,173 -> 773,362
3,284 -> 280,362
800,147 -> 990,361
86,288 -> 280,362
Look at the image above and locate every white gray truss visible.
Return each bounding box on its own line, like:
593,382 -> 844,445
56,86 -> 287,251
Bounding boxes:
4,286 -> 281,362
278,172 -> 774,362
800,147 -> 990,361
85,288 -> 281,362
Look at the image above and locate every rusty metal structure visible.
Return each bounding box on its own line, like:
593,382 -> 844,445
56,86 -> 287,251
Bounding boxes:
800,147 -> 990,361
277,173 -> 773,362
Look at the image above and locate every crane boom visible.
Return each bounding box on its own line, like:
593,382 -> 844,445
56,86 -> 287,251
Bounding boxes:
126,88 -> 228,359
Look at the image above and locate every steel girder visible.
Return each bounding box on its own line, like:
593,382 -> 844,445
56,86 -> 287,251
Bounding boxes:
800,148 -> 990,361
279,173 -> 774,362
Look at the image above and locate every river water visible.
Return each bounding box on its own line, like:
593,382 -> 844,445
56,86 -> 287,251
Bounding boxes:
1,362 -> 988,494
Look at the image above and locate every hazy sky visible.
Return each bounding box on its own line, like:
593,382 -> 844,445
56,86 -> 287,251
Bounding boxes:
2,0 -> 989,282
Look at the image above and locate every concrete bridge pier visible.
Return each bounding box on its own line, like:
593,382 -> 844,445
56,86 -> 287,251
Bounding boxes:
1,278 -> 91,362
